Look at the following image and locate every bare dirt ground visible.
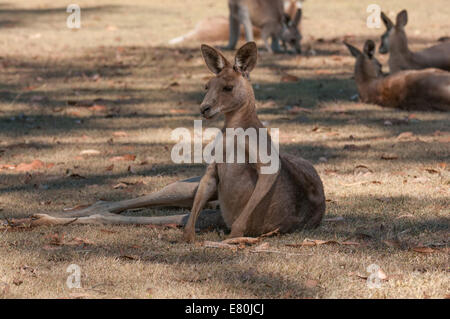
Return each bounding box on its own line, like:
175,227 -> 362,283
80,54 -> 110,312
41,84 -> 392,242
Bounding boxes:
0,0 -> 449,298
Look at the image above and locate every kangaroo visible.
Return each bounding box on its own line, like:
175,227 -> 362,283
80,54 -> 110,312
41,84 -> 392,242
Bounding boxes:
31,43 -> 325,242
345,40 -> 450,112
379,10 -> 450,73
227,0 -> 302,53
183,42 -> 323,240
169,0 -> 302,54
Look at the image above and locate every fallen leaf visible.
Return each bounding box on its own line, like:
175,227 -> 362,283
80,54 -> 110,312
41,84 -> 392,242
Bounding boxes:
396,132 -> 414,140
381,153 -> 398,160
377,269 -> 388,280
13,278 -> 23,286
113,131 -> 128,137
281,73 -> 299,82
109,154 -> 136,162
395,214 -> 414,219
15,159 -> 45,172
80,149 -> 100,155
411,246 -> 435,254
117,255 -> 138,261
253,242 -> 270,252
222,237 -> 260,245
69,237 -> 94,246
167,81 -> 180,87
286,238 -> 340,247
88,105 -> 107,112
169,109 -> 190,114
113,182 -> 129,189
353,165 -> 373,174
436,136 -> 450,143
259,228 -> 280,238
0,164 -> 16,170
69,292 -> 92,299
341,241 -> 360,246
424,168 -> 439,174
46,233 -> 65,245
354,268 -> 388,281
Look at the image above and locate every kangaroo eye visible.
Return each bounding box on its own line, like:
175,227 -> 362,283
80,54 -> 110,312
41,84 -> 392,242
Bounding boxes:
223,85 -> 233,92
205,85 -> 209,90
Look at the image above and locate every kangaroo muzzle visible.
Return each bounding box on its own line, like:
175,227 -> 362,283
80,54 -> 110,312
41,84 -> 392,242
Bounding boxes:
200,104 -> 212,118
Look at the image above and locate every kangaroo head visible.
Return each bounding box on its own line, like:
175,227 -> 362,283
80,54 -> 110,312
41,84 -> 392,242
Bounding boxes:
200,42 -> 257,119
379,11 -> 394,54
379,10 -> 408,54
281,9 -> 302,53
345,40 -> 383,83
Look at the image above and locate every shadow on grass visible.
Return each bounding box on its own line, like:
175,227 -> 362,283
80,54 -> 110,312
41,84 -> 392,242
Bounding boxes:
2,193 -> 447,297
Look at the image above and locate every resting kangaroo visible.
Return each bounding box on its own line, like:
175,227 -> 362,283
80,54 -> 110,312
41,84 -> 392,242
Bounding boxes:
32,42 -> 325,242
345,40 -> 450,112
379,10 -> 450,73
169,1 -> 302,54
227,0 -> 302,53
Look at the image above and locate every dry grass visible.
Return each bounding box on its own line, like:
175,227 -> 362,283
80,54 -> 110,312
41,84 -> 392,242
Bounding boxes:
0,0 -> 449,299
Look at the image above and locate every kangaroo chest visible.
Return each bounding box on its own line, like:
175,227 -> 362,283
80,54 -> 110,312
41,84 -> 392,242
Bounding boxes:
216,162 -> 258,227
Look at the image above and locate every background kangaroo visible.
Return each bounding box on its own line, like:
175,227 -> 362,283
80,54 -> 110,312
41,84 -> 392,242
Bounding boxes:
170,0 -> 302,54
345,40 -> 450,111
379,10 -> 450,73
227,0 -> 302,53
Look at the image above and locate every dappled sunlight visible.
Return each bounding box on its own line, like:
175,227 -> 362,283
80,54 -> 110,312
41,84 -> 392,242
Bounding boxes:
0,0 -> 449,299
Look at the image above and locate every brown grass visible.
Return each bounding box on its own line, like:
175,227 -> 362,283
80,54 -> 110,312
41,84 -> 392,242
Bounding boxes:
0,0 -> 449,299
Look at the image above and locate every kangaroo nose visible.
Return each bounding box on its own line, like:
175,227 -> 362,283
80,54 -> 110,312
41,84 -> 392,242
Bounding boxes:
200,105 -> 211,115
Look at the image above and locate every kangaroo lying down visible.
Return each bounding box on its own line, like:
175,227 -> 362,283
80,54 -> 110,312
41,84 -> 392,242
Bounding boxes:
345,40 -> 450,112
379,10 -> 450,73
32,42 -> 326,242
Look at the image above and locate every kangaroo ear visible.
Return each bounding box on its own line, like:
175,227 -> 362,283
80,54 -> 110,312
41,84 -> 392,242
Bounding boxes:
363,40 -> 376,59
282,13 -> 290,26
234,42 -> 257,76
344,42 -> 362,58
293,8 -> 302,27
396,10 -> 408,27
381,12 -> 393,30
201,44 -> 231,75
